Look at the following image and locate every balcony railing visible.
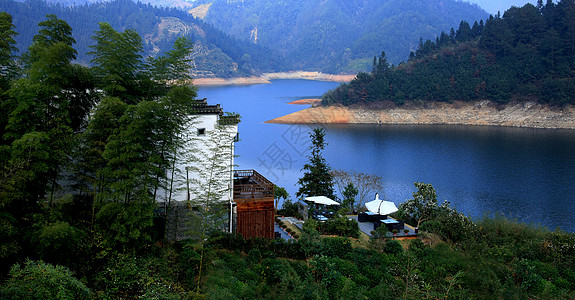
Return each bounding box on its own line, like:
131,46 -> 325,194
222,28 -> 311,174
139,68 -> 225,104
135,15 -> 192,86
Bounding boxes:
233,170 -> 274,199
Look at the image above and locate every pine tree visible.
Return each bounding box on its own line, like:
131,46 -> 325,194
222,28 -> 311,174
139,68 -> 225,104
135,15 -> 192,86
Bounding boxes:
296,128 -> 336,200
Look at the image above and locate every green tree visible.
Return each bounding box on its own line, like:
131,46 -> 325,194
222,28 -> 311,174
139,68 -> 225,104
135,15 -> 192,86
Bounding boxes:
82,26 -> 198,253
0,12 -> 18,109
0,12 -> 20,267
342,182 -> 358,210
148,36 -> 194,86
398,182 -> 439,228
3,15 -> 92,209
274,185 -> 289,211
89,22 -> 149,104
296,128 -> 336,200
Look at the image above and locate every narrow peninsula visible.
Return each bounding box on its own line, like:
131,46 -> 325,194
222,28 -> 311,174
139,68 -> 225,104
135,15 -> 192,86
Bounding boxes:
266,100 -> 575,130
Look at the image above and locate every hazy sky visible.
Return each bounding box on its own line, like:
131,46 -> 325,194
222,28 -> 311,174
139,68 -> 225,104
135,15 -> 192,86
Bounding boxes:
467,0 -> 537,14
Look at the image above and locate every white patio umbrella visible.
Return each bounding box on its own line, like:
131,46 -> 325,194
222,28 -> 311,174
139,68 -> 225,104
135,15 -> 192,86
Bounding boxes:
304,196 -> 340,206
365,194 -> 398,215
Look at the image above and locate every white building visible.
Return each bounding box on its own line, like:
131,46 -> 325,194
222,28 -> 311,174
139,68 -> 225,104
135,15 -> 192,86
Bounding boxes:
161,98 -> 240,241
161,98 -> 275,242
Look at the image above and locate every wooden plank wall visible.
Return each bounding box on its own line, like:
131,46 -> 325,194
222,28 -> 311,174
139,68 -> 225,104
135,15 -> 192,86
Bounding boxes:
236,199 -> 274,239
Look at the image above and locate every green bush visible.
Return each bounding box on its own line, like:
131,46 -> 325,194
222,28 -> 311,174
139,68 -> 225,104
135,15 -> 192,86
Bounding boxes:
247,248 -> 262,264
32,221 -> 85,266
383,240 -> 403,255
0,260 -> 90,299
277,199 -> 299,217
321,237 -> 353,258
318,217 -> 359,238
207,231 -> 246,251
261,258 -> 288,284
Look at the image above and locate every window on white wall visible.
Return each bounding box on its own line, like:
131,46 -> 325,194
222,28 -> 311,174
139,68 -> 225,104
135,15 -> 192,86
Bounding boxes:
197,128 -> 206,136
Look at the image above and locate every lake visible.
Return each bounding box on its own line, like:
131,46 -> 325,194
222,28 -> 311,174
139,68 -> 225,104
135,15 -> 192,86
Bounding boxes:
198,79 -> 575,232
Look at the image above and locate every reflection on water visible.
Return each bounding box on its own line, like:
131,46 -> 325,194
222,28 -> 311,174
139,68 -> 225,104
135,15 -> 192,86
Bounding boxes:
198,80 -> 575,232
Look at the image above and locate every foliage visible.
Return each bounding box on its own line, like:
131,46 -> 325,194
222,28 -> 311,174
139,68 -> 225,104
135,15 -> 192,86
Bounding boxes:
318,216 -> 360,238
296,128 -> 336,200
398,182 -> 440,228
31,221 -> 85,266
276,198 -> 299,218
341,182 -> 358,211
383,240 -> 404,255
95,202 -> 155,254
0,260 -> 90,299
398,182 -> 474,243
92,253 -> 188,299
0,11 -> 18,96
273,185 -> 289,211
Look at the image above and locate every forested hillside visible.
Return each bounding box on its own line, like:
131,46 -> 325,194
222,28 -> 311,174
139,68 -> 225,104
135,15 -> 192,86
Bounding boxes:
1,0 -> 284,77
322,0 -> 575,106
196,0 -> 488,72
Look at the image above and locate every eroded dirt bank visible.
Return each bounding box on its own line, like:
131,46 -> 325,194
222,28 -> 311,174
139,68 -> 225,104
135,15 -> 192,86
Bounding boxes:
193,71 -> 355,86
265,101 -> 575,129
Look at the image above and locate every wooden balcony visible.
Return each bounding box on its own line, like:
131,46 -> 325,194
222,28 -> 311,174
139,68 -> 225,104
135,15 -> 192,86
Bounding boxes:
233,169 -> 274,200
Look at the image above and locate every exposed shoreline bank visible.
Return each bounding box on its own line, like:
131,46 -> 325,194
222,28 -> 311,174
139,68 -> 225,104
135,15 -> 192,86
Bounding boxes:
265,100 -> 575,130
193,71 -> 355,86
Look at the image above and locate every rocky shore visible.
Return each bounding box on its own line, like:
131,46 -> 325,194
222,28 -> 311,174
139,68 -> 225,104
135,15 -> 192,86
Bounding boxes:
265,100 -> 575,129
193,71 -> 355,86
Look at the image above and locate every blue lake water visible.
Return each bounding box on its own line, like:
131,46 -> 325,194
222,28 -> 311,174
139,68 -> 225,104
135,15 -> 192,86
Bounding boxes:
198,79 -> 575,232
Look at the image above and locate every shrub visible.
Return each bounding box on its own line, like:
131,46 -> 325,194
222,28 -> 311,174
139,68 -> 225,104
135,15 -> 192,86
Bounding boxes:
0,260 -> 91,299
318,217 -> 359,238
383,240 -> 403,255
247,249 -> 262,264
286,228 -> 292,233
208,231 -> 246,251
322,237 -> 353,258
261,258 -> 288,284
277,199 -> 299,217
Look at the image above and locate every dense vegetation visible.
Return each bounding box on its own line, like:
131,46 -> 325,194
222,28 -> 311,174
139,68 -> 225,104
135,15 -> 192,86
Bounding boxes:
0,0 -> 284,77
322,0 -> 575,106
0,11 -> 207,297
198,0 -> 488,72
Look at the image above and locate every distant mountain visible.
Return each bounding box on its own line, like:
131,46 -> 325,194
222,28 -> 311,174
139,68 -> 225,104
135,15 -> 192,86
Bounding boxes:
40,0 -> 197,9
1,0 -> 283,77
35,0 -> 490,73
192,0 -> 489,73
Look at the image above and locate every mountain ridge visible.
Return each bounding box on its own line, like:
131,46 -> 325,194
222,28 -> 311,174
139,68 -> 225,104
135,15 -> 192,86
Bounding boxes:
197,0 -> 489,72
1,0 -> 283,77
